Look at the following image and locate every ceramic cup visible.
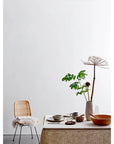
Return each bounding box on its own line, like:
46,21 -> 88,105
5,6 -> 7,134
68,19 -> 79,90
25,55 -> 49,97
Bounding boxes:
71,112 -> 78,119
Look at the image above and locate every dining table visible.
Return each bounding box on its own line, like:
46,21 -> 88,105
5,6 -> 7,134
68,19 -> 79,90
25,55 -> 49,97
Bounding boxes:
40,115 -> 111,144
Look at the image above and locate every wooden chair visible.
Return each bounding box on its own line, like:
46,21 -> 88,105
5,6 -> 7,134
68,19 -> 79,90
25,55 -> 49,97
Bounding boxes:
13,100 -> 40,144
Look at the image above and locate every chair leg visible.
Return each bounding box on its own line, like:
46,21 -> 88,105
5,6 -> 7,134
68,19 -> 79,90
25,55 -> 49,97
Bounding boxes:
19,126 -> 23,144
30,126 -> 33,139
13,124 -> 18,141
34,126 -> 40,144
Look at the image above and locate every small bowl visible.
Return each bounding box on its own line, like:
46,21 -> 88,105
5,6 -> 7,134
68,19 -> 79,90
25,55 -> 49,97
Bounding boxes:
53,115 -> 63,121
91,114 -> 111,125
76,116 -> 84,122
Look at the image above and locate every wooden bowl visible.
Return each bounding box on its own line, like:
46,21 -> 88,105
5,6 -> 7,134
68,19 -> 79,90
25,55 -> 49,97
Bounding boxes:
91,115 -> 111,125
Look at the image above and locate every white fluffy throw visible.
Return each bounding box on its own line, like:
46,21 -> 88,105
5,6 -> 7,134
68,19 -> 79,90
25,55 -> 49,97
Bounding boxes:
12,116 -> 38,127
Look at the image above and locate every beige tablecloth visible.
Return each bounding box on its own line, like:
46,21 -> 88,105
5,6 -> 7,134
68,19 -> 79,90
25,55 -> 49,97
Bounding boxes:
40,115 -> 111,144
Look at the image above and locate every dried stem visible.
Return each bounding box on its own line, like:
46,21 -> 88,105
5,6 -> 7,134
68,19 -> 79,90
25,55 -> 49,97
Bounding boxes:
82,56 -> 108,102
91,65 -> 96,102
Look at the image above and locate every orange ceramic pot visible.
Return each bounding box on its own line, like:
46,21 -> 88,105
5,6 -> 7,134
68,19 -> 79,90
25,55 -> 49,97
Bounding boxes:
91,114 -> 111,125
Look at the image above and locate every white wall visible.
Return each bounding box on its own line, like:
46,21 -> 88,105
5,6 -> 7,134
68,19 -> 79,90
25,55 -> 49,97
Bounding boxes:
3,0 -> 110,134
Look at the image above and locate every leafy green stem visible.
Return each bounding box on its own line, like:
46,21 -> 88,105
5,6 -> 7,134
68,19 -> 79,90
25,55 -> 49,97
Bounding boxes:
62,70 -> 88,101
78,80 -> 87,102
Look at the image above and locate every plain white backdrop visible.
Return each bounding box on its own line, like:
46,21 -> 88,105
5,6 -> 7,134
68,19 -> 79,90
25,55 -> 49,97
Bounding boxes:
0,0 -> 3,143
3,0 -> 111,135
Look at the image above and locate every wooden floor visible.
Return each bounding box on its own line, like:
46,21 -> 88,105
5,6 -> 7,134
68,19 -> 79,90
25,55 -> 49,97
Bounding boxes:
3,135 -> 40,144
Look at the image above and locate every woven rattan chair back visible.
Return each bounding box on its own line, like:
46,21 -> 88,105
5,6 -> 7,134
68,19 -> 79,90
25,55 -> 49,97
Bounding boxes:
14,100 -> 31,118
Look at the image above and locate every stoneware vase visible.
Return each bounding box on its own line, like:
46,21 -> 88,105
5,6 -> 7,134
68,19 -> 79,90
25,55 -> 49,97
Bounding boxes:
85,101 -> 93,121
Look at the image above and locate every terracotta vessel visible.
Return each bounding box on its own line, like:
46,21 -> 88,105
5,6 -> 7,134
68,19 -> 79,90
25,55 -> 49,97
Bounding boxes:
75,116 -> 84,122
91,114 -> 111,125
85,101 -> 93,121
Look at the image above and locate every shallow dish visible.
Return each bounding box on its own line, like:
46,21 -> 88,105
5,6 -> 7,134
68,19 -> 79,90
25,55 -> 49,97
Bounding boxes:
47,117 -> 64,122
65,121 -> 76,125
91,114 -> 111,125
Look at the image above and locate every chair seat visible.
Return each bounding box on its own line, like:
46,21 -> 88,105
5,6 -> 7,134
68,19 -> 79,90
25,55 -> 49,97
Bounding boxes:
13,116 -> 38,127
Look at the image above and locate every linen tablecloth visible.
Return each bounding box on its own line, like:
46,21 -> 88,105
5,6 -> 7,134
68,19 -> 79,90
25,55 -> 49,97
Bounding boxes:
40,115 -> 111,144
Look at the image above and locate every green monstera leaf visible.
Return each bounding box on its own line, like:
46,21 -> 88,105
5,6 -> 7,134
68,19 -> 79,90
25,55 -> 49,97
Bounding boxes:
62,70 -> 88,97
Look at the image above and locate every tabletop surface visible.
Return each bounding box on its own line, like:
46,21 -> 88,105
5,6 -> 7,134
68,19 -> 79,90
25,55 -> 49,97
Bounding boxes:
43,115 -> 111,130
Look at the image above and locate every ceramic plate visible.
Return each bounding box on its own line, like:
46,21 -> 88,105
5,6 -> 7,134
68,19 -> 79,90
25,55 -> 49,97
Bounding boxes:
47,117 -> 64,122
65,121 -> 76,125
